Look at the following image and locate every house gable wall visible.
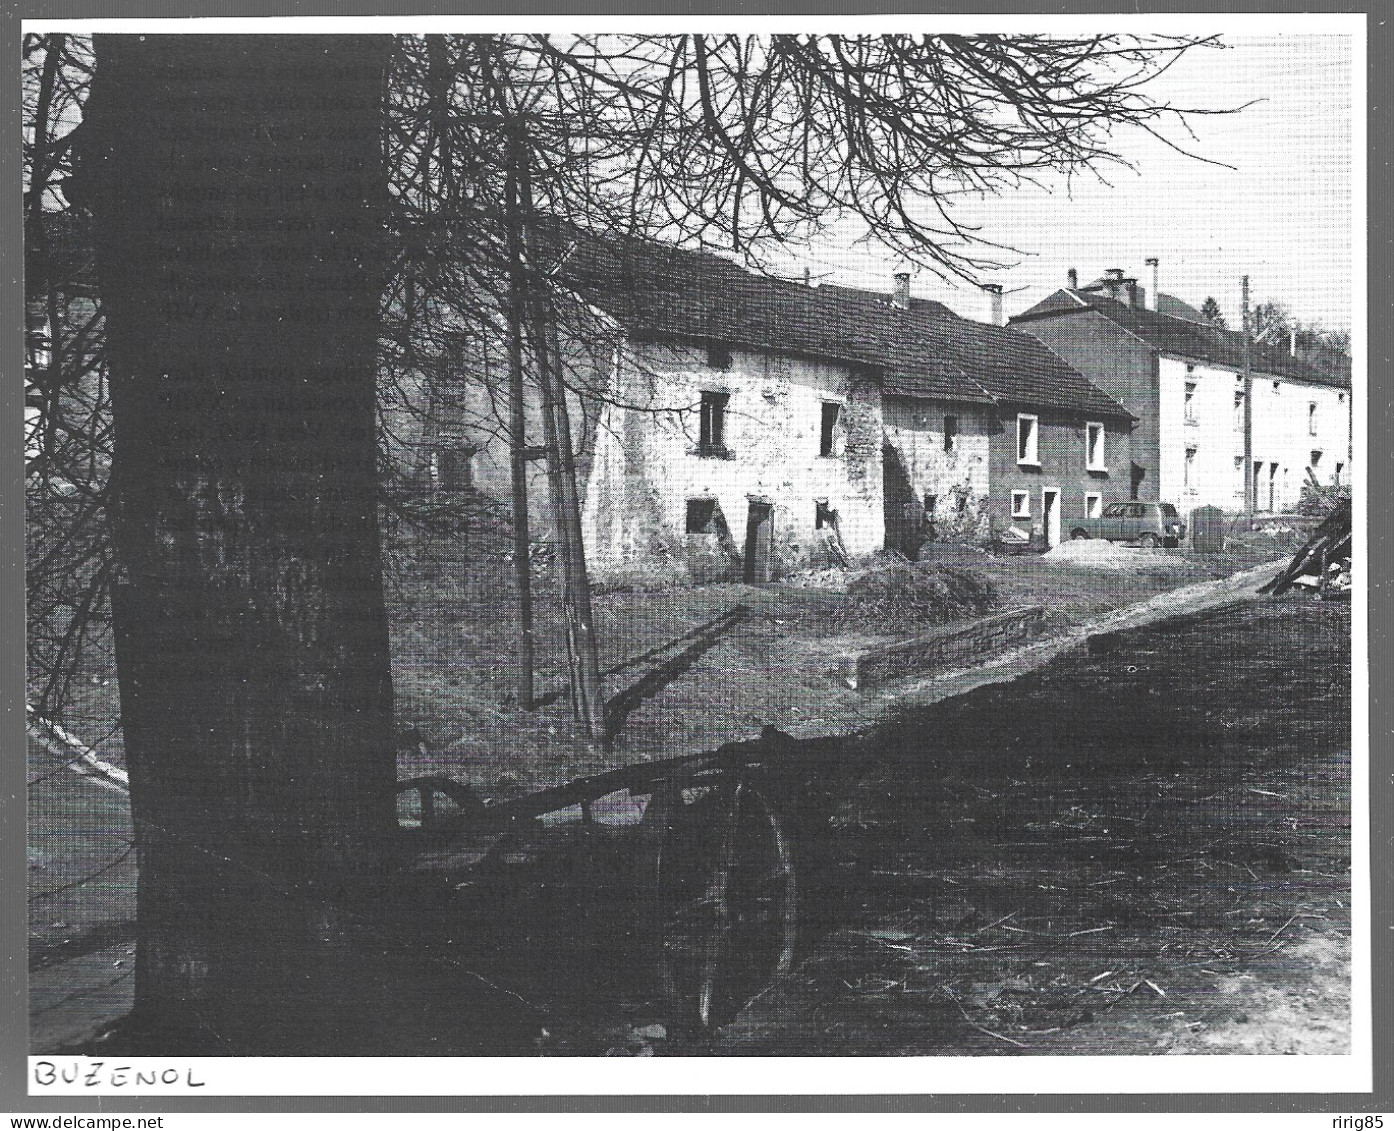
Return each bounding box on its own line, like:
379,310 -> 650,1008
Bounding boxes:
881,398 -> 992,546
1013,310 -> 1161,501
583,339 -> 885,584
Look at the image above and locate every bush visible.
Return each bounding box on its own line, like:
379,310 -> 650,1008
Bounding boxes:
1297,479 -> 1351,518
836,561 -> 997,630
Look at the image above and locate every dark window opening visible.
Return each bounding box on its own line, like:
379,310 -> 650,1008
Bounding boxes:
943,415 -> 959,452
923,493 -> 937,515
686,498 -> 718,534
699,391 -> 729,456
706,343 -> 732,371
433,447 -> 475,492
820,402 -> 842,457
815,501 -> 838,530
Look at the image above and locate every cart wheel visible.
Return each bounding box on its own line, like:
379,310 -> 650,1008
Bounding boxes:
639,773 -> 796,1032
1139,532 -> 1159,549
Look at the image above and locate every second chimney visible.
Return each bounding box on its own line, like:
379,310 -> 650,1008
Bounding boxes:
1145,257 -> 1159,311
983,283 -> 1004,326
1067,267 -> 1078,290
892,271 -> 911,310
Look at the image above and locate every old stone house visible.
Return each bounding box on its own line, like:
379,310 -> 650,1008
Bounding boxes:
1012,266 -> 1353,514
564,237 -> 1134,584
815,281 -> 1135,554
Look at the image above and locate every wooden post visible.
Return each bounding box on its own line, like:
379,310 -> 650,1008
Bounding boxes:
502,150 -> 535,710
513,135 -> 606,741
1242,275 -> 1254,517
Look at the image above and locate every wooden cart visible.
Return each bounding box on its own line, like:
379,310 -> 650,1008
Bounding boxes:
391,729 -> 849,1033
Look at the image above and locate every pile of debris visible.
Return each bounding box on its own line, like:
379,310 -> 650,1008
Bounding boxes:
1259,498 -> 1351,599
782,566 -> 851,592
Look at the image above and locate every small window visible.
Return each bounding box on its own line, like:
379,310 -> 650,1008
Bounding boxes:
686,498 -> 717,534
943,415 -> 959,453
819,401 -> 842,457
1183,446 -> 1197,490
699,391 -> 729,457
1085,422 -> 1106,471
1308,402 -> 1318,436
1016,414 -> 1039,466
706,343 -> 732,371
432,447 -> 474,492
1104,502 -> 1127,518
1184,381 -> 1197,422
1085,493 -> 1102,519
814,501 -> 838,530
923,493 -> 937,516
1011,490 -> 1031,520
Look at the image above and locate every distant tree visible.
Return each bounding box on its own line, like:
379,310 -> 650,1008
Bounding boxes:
1247,299 -> 1350,362
1250,300 -> 1296,347
1200,296 -> 1225,328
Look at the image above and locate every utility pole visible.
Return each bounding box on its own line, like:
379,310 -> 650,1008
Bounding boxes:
1242,275 -> 1254,517
502,144 -> 535,710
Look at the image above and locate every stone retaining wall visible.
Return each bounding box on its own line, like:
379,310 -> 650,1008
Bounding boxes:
844,605 -> 1046,690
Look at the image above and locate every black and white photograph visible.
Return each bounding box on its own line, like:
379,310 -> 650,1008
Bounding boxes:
18,11 -> 1370,1102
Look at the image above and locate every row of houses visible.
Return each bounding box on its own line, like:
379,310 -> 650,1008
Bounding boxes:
407,237 -> 1353,586
1012,266 -> 1352,515
567,238 -> 1132,584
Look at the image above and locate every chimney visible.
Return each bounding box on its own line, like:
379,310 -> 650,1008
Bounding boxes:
983,283 -> 1004,326
1125,280 -> 1139,307
1067,268 -> 1078,290
1145,257 -> 1159,311
803,266 -> 811,287
892,271 -> 911,310
1103,267 -> 1124,302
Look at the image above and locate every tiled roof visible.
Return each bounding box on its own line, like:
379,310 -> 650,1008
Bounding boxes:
561,235 -> 990,405
1156,294 -> 1209,324
1014,289 -> 1351,390
564,234 -> 1131,418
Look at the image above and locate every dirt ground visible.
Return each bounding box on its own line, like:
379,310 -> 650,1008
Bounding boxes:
675,596 -> 1353,1056
385,531 -> 1287,796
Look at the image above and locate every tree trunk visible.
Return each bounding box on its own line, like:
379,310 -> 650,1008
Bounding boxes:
78,35 -> 395,1051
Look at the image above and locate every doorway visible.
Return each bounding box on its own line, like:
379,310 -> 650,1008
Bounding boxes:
1041,488 -> 1061,549
743,501 -> 775,583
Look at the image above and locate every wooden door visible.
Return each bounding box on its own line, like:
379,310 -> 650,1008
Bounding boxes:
744,502 -> 774,583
